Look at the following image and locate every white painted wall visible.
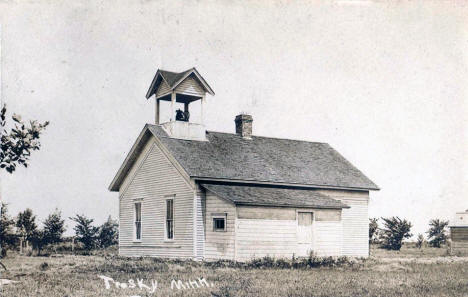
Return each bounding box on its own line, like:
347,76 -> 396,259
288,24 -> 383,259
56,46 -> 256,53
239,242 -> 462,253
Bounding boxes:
314,221 -> 342,256
236,218 -> 297,260
319,190 -> 370,257
118,138 -> 195,258
235,205 -> 343,260
204,191 -> 236,260
194,186 -> 205,260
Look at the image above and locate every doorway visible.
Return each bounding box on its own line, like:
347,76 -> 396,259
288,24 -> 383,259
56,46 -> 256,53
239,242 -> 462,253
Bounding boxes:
297,212 -> 314,257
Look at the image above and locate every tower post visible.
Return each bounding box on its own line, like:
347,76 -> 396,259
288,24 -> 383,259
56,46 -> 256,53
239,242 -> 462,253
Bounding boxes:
171,91 -> 176,121
155,98 -> 160,125
200,95 -> 205,125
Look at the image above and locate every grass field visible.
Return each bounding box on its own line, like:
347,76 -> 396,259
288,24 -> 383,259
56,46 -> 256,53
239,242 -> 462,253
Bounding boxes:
1,246 -> 467,297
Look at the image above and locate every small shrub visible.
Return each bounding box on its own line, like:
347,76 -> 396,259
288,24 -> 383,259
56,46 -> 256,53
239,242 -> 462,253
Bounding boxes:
247,256 -> 275,269
275,258 -> 291,269
380,216 -> 412,250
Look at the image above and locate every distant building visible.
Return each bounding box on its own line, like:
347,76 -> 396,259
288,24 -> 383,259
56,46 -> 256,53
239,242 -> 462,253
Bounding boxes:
450,209 -> 468,255
109,67 -> 379,260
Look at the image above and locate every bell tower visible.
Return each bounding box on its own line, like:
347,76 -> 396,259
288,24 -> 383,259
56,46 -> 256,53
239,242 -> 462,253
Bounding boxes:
145,67 -> 215,141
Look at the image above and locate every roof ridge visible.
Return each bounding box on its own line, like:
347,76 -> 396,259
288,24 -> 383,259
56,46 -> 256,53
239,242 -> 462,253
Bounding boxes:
206,130 -> 329,145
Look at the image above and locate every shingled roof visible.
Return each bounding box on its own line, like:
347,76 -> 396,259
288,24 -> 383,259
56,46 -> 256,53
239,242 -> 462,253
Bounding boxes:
145,125 -> 379,190
158,69 -> 193,87
145,68 -> 215,99
201,184 -> 349,209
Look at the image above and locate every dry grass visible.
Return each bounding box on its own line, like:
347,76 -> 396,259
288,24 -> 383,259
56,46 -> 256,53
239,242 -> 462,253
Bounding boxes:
370,243 -> 451,258
1,247 -> 467,297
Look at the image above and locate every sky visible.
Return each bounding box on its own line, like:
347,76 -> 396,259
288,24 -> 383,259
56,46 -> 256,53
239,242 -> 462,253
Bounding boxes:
1,0 -> 467,237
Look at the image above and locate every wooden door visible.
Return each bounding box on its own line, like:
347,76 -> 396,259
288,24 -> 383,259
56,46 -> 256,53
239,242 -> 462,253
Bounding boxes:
297,212 -> 313,256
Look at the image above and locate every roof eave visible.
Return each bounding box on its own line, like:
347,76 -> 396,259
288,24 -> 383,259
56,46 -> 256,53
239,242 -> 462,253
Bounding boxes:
146,68 -> 215,99
201,184 -> 349,209
108,125 -> 152,192
145,70 -> 163,99
194,177 -> 379,191
235,202 -> 350,209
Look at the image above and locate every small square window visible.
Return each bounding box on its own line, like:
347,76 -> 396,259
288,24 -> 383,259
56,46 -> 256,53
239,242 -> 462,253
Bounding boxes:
213,217 -> 226,232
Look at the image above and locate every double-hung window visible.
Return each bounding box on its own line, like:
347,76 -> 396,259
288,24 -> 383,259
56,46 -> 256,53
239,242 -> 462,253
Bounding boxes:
166,198 -> 174,240
134,202 -> 142,241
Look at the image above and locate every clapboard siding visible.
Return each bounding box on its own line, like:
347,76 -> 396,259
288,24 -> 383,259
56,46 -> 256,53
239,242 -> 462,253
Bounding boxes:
451,227 -> 468,241
451,227 -> 468,255
235,206 -> 343,260
452,242 -> 468,248
237,206 -> 296,220
451,242 -> 468,255
195,186 -> 206,260
314,221 -> 342,256
156,79 -> 171,98
204,191 -> 236,260
119,138 -> 195,258
318,190 -> 369,257
175,76 -> 205,97
236,219 -> 297,260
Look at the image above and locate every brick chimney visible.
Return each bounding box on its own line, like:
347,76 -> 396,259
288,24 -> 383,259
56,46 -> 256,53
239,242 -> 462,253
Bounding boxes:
235,114 -> 253,139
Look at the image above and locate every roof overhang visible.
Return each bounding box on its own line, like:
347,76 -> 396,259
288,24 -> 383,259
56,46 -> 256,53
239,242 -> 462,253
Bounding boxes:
194,177 -> 380,191
108,125 -> 153,192
145,67 -> 215,99
109,125 -> 380,193
201,183 -> 350,209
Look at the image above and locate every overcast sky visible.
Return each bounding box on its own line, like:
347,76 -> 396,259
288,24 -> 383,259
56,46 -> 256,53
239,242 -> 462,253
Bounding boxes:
1,1 -> 467,237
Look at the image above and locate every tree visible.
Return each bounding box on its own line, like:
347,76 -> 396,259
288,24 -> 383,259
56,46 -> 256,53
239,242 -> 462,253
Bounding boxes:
30,230 -> 46,255
369,218 -> 380,244
1,104 -> 48,261
70,214 -> 98,250
0,203 -> 17,256
98,216 -> 119,248
16,208 -> 38,250
43,209 -> 66,247
427,219 -> 449,248
416,233 -> 425,249
380,216 -> 413,250
1,104 -> 49,173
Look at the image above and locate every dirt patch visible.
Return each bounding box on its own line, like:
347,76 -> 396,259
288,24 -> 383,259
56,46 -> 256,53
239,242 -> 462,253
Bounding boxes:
0,279 -> 20,286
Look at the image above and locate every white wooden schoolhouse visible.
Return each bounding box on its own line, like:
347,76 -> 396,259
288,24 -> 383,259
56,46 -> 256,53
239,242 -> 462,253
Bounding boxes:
109,68 -> 379,260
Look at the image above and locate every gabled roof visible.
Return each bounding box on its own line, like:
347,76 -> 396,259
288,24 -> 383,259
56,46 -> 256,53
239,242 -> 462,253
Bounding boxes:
201,183 -> 349,209
145,67 -> 215,99
109,124 -> 379,191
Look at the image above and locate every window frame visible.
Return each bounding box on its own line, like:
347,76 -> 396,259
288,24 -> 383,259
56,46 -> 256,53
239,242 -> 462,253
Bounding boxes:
212,213 -> 227,232
165,196 -> 175,241
134,202 -> 142,242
